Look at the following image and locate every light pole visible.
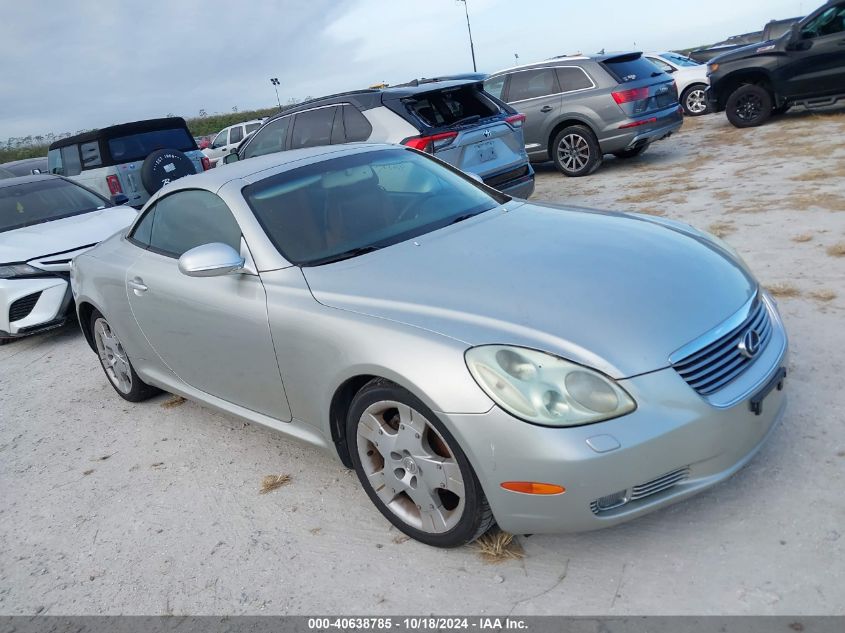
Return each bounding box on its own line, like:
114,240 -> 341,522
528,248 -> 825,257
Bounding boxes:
457,0 -> 477,72
270,78 -> 282,111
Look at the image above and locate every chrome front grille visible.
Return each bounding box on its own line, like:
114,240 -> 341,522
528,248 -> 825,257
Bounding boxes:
673,299 -> 772,396
590,466 -> 691,515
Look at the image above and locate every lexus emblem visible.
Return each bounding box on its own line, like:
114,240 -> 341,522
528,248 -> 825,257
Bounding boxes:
738,329 -> 761,359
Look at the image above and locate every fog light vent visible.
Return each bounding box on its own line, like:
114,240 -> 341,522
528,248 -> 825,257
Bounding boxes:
590,490 -> 628,514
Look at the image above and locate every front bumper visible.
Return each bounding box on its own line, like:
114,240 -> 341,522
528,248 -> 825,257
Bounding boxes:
442,314 -> 788,535
705,85 -> 724,113
0,277 -> 72,339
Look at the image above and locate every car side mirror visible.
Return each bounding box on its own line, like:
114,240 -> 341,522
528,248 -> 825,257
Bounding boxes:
223,152 -> 240,164
110,193 -> 130,206
178,243 -> 245,277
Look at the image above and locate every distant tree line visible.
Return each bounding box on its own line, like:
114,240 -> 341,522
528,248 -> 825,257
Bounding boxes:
0,101 -> 309,163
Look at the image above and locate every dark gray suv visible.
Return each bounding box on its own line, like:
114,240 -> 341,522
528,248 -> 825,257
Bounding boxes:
485,53 -> 684,177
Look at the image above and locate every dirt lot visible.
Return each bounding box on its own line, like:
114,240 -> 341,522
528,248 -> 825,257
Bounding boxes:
1,111 -> 844,616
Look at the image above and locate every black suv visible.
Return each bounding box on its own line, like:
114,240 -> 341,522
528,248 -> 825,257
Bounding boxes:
707,0 -> 845,127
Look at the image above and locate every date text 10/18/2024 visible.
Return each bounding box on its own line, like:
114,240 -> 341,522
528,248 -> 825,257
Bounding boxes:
307,618 -> 528,630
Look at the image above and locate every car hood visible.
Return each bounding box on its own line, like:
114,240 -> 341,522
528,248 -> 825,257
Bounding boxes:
0,206 -> 138,264
302,202 -> 757,379
710,39 -> 779,64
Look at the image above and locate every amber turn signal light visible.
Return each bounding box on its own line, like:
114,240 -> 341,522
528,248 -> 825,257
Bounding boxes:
500,481 -> 566,495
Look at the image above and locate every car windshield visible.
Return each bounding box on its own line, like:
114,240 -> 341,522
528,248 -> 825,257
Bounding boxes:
107,127 -> 195,163
661,52 -> 700,67
0,178 -> 108,233
243,148 -> 505,266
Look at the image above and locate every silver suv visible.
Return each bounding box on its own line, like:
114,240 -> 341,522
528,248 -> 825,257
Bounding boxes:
225,79 -> 534,198
485,53 -> 683,176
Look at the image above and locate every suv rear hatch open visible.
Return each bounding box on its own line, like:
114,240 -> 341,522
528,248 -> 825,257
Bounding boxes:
383,82 -> 531,190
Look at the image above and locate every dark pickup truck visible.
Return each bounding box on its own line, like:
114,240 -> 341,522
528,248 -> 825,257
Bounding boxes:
706,0 -> 845,127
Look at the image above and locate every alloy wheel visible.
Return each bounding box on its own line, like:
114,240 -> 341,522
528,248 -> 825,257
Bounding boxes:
735,93 -> 763,122
685,88 -> 707,114
94,317 -> 133,394
355,400 -> 465,534
557,134 -> 590,173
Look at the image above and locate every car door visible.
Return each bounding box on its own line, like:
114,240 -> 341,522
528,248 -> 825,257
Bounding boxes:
780,3 -> 845,98
241,116 -> 292,159
124,188 -> 291,420
207,128 -> 229,161
502,68 -> 562,160
288,106 -> 340,150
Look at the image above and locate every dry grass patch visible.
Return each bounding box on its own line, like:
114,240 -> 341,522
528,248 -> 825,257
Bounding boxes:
809,289 -> 837,302
827,242 -> 845,257
708,221 -> 736,238
474,530 -> 525,563
792,233 -> 814,243
776,191 -> 845,212
259,474 -> 292,494
161,395 -> 186,408
712,190 -> 732,201
767,282 -> 801,298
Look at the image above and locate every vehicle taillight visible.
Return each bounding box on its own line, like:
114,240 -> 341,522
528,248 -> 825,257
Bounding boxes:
505,113 -> 526,128
612,87 -> 650,104
106,175 -> 122,195
401,131 -> 458,153
201,156 -> 211,171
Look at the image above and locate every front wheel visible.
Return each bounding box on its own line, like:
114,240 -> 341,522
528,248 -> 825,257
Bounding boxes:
347,379 -> 494,547
552,125 -> 602,177
91,309 -> 160,402
681,84 -> 710,116
725,84 -> 773,128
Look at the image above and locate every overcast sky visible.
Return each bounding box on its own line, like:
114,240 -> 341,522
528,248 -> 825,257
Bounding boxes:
0,0 -> 810,141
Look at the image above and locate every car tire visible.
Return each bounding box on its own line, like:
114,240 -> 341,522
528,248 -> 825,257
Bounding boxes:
90,309 -> 160,402
681,84 -> 710,116
612,144 -> 649,159
140,149 -> 197,195
725,84 -> 773,128
346,378 -> 495,548
552,125 -> 602,177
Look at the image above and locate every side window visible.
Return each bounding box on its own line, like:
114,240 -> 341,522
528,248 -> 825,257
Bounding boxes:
245,122 -> 262,135
80,141 -> 102,169
242,117 -> 290,159
342,105 -> 372,142
211,129 -> 229,148
506,69 -> 560,102
229,125 -> 244,144
129,207 -> 156,247
556,67 -> 594,92
289,107 -> 337,149
646,57 -> 674,73
146,190 -> 242,257
48,149 -> 63,175
483,75 -> 507,100
60,145 -> 82,177
802,6 -> 845,38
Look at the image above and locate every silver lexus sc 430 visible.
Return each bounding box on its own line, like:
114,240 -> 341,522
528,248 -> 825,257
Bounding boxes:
70,144 -> 788,547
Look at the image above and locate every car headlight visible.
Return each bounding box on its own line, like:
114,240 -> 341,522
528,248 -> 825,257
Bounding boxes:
0,263 -> 41,279
465,345 -> 636,427
708,63 -> 719,75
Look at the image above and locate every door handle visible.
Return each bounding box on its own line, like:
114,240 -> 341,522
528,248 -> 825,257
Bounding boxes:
128,278 -> 148,294
539,105 -> 554,113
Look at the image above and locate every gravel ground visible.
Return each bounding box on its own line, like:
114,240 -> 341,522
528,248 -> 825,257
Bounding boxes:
1,111 -> 844,616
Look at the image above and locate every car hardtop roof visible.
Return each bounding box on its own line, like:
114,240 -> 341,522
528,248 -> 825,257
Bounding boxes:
263,78 -> 487,122
48,117 -> 192,150
490,51 -> 643,76
0,173 -> 61,189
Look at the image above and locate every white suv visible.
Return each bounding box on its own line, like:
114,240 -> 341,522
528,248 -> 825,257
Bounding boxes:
202,119 -> 264,165
47,117 -> 210,208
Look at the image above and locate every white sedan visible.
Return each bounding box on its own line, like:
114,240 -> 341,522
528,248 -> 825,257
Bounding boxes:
0,175 -> 137,344
645,52 -> 711,116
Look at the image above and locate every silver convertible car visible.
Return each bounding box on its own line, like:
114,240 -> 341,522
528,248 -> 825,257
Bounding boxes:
70,144 -> 788,547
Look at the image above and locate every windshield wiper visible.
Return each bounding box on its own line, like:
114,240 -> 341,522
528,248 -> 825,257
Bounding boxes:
452,114 -> 481,127
449,212 -> 483,225
310,245 -> 381,265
